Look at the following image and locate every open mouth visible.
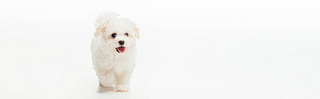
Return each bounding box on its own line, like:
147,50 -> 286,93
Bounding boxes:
116,47 -> 125,53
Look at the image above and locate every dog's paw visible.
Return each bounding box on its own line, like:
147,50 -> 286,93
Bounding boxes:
99,82 -> 113,88
115,84 -> 130,92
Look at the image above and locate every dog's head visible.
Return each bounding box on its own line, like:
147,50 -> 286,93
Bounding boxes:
95,17 -> 139,54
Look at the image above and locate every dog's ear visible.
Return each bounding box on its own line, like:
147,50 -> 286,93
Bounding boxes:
134,25 -> 140,39
94,25 -> 106,37
94,21 -> 110,37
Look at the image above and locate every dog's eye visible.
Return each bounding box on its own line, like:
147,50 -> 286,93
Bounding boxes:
125,33 -> 129,36
111,33 -> 116,38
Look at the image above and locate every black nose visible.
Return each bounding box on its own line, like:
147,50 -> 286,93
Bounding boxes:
118,40 -> 125,45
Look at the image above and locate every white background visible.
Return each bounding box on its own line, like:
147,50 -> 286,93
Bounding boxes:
0,0 -> 320,99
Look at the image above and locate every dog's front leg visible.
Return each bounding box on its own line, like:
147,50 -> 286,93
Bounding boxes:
115,70 -> 133,92
98,71 -> 115,88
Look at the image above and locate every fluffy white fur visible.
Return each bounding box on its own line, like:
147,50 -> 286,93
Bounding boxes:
91,11 -> 139,92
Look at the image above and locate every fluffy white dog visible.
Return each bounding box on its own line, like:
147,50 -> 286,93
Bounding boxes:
91,12 -> 139,92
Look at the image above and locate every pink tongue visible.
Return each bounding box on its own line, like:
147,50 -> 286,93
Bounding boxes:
117,47 -> 125,53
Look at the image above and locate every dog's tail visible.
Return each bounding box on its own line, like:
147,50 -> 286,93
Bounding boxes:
95,11 -> 120,28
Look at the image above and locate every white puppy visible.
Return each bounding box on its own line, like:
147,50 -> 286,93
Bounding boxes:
91,12 -> 139,92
